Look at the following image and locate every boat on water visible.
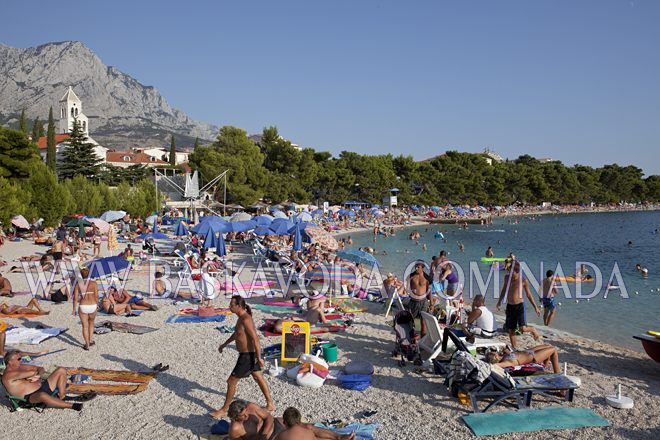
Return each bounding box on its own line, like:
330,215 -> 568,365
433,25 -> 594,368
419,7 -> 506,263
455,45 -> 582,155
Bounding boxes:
633,333 -> 660,364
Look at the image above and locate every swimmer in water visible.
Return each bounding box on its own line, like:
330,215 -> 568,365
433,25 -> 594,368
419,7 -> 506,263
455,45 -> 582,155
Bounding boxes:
636,263 -> 649,277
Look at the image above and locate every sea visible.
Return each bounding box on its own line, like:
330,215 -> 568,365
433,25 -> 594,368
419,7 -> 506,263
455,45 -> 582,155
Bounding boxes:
346,211 -> 660,352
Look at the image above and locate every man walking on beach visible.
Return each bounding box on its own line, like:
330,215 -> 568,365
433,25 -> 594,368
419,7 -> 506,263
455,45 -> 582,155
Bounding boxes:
542,270 -> 558,326
210,296 -> 275,419
496,261 -> 541,348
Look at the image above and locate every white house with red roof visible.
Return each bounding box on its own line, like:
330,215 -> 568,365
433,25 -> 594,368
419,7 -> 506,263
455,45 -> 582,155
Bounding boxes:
105,149 -> 168,168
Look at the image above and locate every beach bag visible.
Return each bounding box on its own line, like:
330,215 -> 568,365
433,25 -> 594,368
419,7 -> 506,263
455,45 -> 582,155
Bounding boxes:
446,351 -> 491,394
197,306 -> 215,317
51,288 -> 68,303
340,374 -> 372,391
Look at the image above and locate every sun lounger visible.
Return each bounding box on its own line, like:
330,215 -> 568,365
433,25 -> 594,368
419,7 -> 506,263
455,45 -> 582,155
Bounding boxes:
418,312 -> 505,364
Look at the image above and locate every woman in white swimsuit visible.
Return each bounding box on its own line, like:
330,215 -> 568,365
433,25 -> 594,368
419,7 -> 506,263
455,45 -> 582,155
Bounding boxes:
73,268 -> 99,351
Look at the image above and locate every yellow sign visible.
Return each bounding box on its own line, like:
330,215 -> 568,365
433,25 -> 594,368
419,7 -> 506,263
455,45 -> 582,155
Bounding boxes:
281,321 -> 310,364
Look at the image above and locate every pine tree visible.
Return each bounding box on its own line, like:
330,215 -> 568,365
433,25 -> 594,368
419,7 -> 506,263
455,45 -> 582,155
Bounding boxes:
58,119 -> 101,180
169,134 -> 176,165
46,107 -> 57,171
19,109 -> 27,134
31,117 -> 42,142
194,137 -> 200,149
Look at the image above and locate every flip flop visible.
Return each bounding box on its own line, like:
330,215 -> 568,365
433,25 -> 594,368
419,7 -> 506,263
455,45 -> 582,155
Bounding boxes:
152,363 -> 163,371
158,365 -> 169,372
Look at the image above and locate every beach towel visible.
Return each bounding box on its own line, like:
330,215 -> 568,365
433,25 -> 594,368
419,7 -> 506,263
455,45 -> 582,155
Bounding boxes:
5,327 -> 67,345
94,321 -> 158,335
312,423 -> 380,440
65,367 -> 157,383
166,314 -> 227,324
251,304 -> 303,313
0,311 -> 50,319
67,382 -> 148,395
222,281 -> 274,291
462,408 -> 609,436
263,300 -> 299,307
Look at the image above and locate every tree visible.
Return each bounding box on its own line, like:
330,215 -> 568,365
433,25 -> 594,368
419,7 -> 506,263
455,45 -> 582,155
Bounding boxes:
169,135 -> 176,166
18,109 -> 27,135
58,119 -> 101,180
31,117 -> 43,142
188,126 -> 268,206
62,175 -> 104,216
46,107 -> 57,171
194,137 -> 200,149
24,162 -> 70,227
0,127 -> 42,179
0,177 -> 29,226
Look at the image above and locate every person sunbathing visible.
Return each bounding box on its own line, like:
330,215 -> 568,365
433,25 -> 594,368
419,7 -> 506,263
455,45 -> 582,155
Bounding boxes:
486,344 -> 561,374
0,275 -> 13,297
105,287 -> 158,313
272,292 -> 330,333
0,298 -> 48,316
276,406 -> 355,440
1,350 -> 94,411
8,255 -> 54,273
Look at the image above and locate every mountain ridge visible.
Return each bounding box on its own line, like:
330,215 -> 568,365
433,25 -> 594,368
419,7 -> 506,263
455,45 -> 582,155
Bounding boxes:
0,40 -> 219,149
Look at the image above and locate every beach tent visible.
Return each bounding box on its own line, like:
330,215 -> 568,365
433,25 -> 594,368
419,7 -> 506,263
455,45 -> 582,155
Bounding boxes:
11,215 -> 30,229
100,210 -> 126,223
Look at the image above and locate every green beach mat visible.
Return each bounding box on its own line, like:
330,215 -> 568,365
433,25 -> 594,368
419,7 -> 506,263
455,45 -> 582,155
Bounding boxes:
251,304 -> 303,313
462,408 -> 609,436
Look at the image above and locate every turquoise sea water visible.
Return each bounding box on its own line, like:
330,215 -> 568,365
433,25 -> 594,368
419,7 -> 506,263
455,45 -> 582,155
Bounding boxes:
347,211 -> 660,351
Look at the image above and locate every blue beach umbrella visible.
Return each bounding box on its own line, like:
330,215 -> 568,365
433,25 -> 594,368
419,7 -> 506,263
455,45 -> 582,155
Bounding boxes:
191,218 -> 229,235
293,225 -> 302,251
175,221 -> 189,236
269,218 -> 294,235
254,225 -> 272,236
204,229 -> 218,249
228,220 -> 257,233
86,256 -> 131,279
216,232 -> 227,257
272,210 -> 288,219
337,249 -> 380,266
253,215 -> 274,226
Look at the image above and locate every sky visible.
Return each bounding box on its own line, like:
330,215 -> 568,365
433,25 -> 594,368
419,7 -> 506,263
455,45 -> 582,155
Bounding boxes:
2,1 -> 659,174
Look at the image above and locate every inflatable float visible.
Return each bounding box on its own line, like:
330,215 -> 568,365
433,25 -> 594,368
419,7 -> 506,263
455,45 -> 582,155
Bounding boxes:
480,257 -> 507,263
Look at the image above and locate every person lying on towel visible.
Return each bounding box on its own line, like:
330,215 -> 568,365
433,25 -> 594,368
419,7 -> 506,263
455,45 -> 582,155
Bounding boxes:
1,350 -> 95,411
275,406 -> 355,440
272,291 -> 329,334
226,400 -> 354,440
0,298 -> 48,316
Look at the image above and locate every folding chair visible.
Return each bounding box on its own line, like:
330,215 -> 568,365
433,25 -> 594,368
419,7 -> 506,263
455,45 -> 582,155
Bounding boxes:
382,285 -> 405,318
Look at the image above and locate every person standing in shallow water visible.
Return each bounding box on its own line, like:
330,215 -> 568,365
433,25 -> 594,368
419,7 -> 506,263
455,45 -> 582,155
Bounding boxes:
210,296 -> 275,418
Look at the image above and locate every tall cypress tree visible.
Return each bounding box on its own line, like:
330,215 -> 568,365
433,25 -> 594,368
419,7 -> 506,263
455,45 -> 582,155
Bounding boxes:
31,117 -> 42,142
169,134 -> 176,165
46,107 -> 57,171
194,137 -> 200,149
18,109 -> 27,134
58,119 -> 101,180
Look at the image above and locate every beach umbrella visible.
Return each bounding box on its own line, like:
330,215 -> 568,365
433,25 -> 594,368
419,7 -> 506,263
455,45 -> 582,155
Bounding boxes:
269,218 -> 295,235
230,212 -> 252,222
66,218 -> 93,228
253,225 -> 272,236
311,209 -> 324,218
272,210 -> 288,219
337,249 -> 380,267
253,215 -> 274,226
216,232 -> 227,257
227,220 -> 257,233
86,256 -> 130,279
307,264 -> 356,285
137,231 -> 169,240
10,215 -> 30,229
293,225 -> 302,251
296,212 -> 313,223
100,210 -> 126,222
191,219 -> 230,235
304,226 -> 338,251
145,214 -> 158,225
86,218 -> 111,234
203,229 -> 218,249
175,221 -> 189,236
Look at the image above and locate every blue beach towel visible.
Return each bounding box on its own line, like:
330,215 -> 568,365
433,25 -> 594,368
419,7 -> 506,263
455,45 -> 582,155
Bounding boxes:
166,314 -> 227,324
313,423 -> 380,440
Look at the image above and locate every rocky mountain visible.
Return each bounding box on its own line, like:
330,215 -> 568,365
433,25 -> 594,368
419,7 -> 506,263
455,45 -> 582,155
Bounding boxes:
0,41 -> 218,149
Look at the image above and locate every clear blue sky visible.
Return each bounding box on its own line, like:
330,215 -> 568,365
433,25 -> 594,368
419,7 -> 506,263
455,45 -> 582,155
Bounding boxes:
2,1 -> 659,174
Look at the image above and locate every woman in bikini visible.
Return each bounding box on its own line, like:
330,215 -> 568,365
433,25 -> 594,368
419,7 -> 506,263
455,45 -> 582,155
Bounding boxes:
72,268 -> 99,351
487,344 -> 561,374
0,298 -> 48,316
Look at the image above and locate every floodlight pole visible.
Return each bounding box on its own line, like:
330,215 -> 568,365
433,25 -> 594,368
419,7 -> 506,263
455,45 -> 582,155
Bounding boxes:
224,173 -> 227,216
